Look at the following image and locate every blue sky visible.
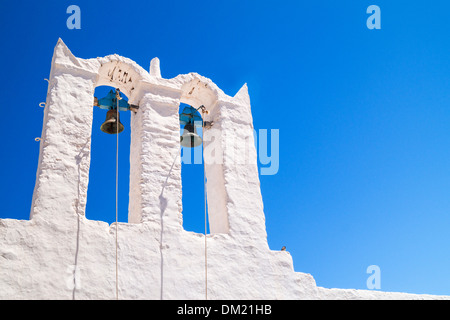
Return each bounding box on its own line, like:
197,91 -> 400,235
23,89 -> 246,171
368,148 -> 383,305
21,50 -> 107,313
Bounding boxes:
0,1 -> 449,296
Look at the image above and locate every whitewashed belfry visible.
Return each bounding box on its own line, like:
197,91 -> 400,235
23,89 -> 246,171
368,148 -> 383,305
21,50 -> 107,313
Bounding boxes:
0,39 -> 447,299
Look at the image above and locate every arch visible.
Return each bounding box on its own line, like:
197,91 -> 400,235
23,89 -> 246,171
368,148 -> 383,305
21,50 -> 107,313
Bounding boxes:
176,75 -> 230,234
179,77 -> 220,110
86,85 -> 131,224
178,102 -> 207,233
95,57 -> 150,100
87,57 -> 151,224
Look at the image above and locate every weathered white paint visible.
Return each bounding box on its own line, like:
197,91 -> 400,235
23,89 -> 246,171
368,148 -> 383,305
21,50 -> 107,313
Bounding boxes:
0,39 -> 448,300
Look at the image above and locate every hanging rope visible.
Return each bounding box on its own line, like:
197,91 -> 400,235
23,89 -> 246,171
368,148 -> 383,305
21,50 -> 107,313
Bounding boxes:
115,88 -> 121,300
204,152 -> 208,300
201,107 -> 208,300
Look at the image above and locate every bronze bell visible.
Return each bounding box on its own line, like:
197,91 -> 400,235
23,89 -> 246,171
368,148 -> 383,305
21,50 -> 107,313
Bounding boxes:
100,109 -> 124,134
180,122 -> 202,148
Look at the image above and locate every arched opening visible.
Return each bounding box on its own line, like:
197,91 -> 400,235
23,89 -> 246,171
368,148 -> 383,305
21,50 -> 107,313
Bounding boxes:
86,85 -> 131,224
178,77 -> 230,235
179,102 -> 209,234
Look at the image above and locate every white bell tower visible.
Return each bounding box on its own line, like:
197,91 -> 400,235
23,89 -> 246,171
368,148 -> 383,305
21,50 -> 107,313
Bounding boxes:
0,39 -> 445,300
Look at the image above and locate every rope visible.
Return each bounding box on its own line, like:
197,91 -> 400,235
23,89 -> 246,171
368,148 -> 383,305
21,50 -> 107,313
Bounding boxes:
204,154 -> 208,300
115,89 -> 120,300
201,108 -> 208,300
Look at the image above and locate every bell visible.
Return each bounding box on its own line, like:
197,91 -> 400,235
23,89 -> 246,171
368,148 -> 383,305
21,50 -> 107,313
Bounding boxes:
100,109 -> 124,134
180,122 -> 202,148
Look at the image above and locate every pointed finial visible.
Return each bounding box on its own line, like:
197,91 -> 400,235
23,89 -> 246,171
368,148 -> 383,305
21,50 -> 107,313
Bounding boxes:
150,57 -> 161,78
